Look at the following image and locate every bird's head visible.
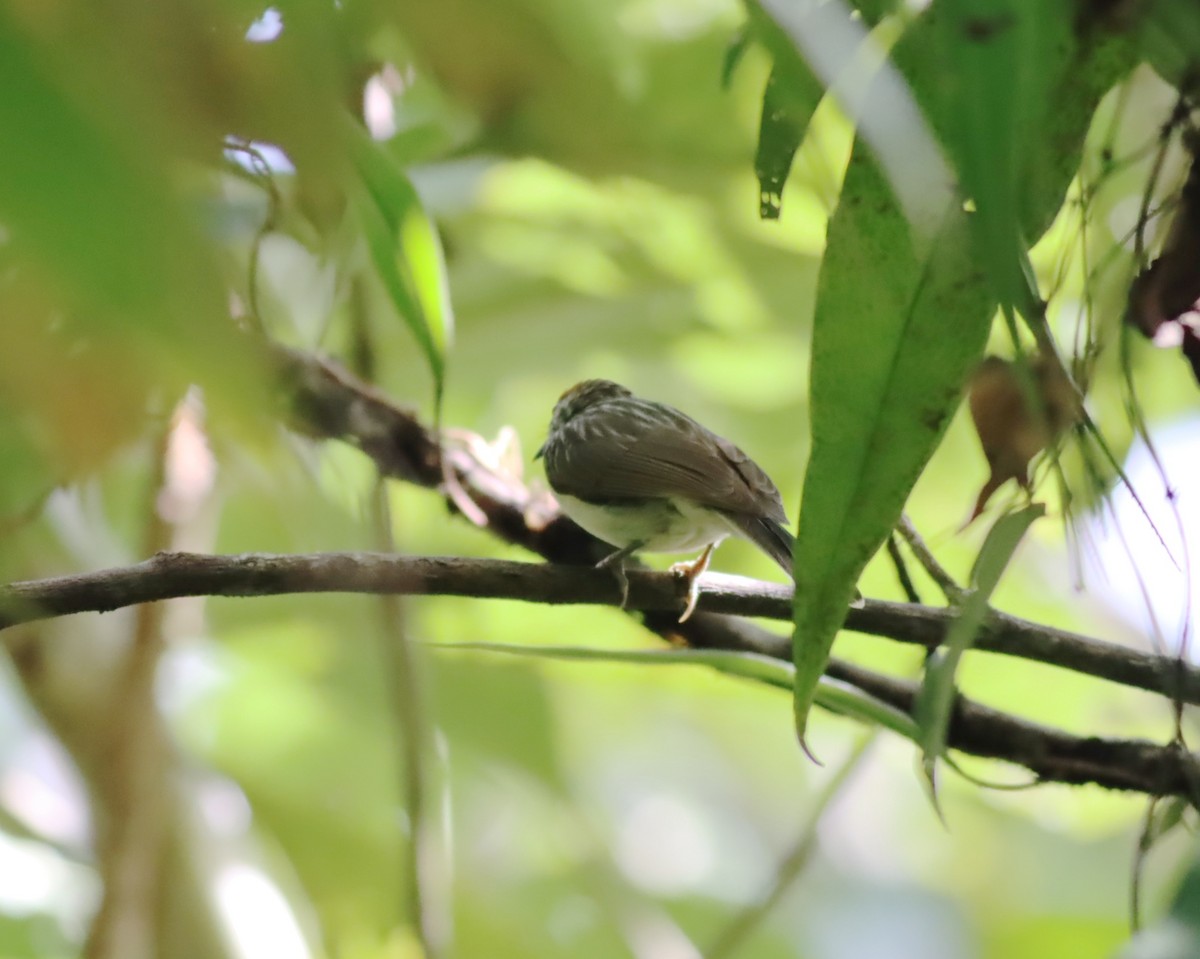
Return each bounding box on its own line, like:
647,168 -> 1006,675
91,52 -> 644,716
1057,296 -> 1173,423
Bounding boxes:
536,379 -> 632,458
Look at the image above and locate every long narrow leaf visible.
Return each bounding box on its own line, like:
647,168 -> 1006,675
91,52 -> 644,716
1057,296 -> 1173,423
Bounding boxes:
915,504 -> 1044,793
939,0 -> 1046,317
346,122 -> 452,401
754,61 -> 824,220
790,151 -> 994,749
936,1 -> 1131,322
436,642 -> 920,743
768,0 -> 1135,752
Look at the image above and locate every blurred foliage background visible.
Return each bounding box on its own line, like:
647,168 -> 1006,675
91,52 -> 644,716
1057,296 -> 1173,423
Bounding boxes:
2,0 -> 1200,957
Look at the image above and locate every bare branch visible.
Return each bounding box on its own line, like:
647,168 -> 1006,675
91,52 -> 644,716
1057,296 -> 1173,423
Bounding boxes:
1,550 -> 1197,798
668,612 -> 1200,799
3,551 -> 1195,707
896,514 -> 965,602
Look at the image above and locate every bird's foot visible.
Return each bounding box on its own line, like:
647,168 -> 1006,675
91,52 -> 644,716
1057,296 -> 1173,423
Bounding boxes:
670,543 -> 715,622
597,542 -> 643,609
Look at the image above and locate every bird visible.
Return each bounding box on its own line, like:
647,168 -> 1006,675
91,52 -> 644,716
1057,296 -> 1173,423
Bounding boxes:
536,379 -> 794,621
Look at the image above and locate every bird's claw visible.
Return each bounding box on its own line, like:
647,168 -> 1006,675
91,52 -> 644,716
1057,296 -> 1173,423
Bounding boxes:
669,543 -> 715,623
671,568 -> 702,622
597,543 -> 640,609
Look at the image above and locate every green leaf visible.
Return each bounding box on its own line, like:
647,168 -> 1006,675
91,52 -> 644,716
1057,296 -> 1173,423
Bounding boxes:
936,0 -> 1052,318
0,12 -> 245,394
1169,857 -> 1200,931
754,61 -> 824,220
914,503 -> 1043,794
781,0 -> 1136,749
914,1 -> 1133,246
756,7 -> 991,756
721,28 -> 752,90
346,122 -> 453,402
934,1 -> 1133,321
435,642 -> 921,744
790,148 -> 994,747
1139,0 -> 1200,91
741,13 -> 818,219
1143,796 -> 1190,850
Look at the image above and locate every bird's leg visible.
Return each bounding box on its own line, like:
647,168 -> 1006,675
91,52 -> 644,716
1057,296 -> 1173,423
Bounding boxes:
670,543 -> 716,623
597,541 -> 644,609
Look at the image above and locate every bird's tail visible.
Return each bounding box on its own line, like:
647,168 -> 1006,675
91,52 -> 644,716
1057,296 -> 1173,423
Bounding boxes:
737,515 -> 794,580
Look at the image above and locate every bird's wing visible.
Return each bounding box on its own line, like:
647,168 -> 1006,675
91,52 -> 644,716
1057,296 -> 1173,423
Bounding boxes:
545,405 -> 788,524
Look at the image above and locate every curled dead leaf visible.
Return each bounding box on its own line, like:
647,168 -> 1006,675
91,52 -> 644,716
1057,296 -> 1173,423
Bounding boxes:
1126,133 -> 1200,387
966,350 -> 1081,522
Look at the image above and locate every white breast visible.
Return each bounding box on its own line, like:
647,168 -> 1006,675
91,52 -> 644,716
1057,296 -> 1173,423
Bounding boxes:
554,493 -> 737,555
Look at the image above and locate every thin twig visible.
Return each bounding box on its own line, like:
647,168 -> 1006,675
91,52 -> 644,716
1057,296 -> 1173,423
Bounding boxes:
886,533 -> 922,604
370,485 -> 449,957
83,407 -> 179,959
346,277 -> 449,955
895,515 -> 964,603
223,138 -> 281,337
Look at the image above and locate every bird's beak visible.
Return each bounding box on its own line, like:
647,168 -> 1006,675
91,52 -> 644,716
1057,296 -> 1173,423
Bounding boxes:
534,442 -> 545,460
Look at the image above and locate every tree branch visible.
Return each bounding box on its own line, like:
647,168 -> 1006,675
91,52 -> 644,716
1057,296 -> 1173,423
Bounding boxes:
5,548 -> 1190,707
1,551 -> 1196,798
8,345 -> 1184,799
271,347 -> 1200,702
